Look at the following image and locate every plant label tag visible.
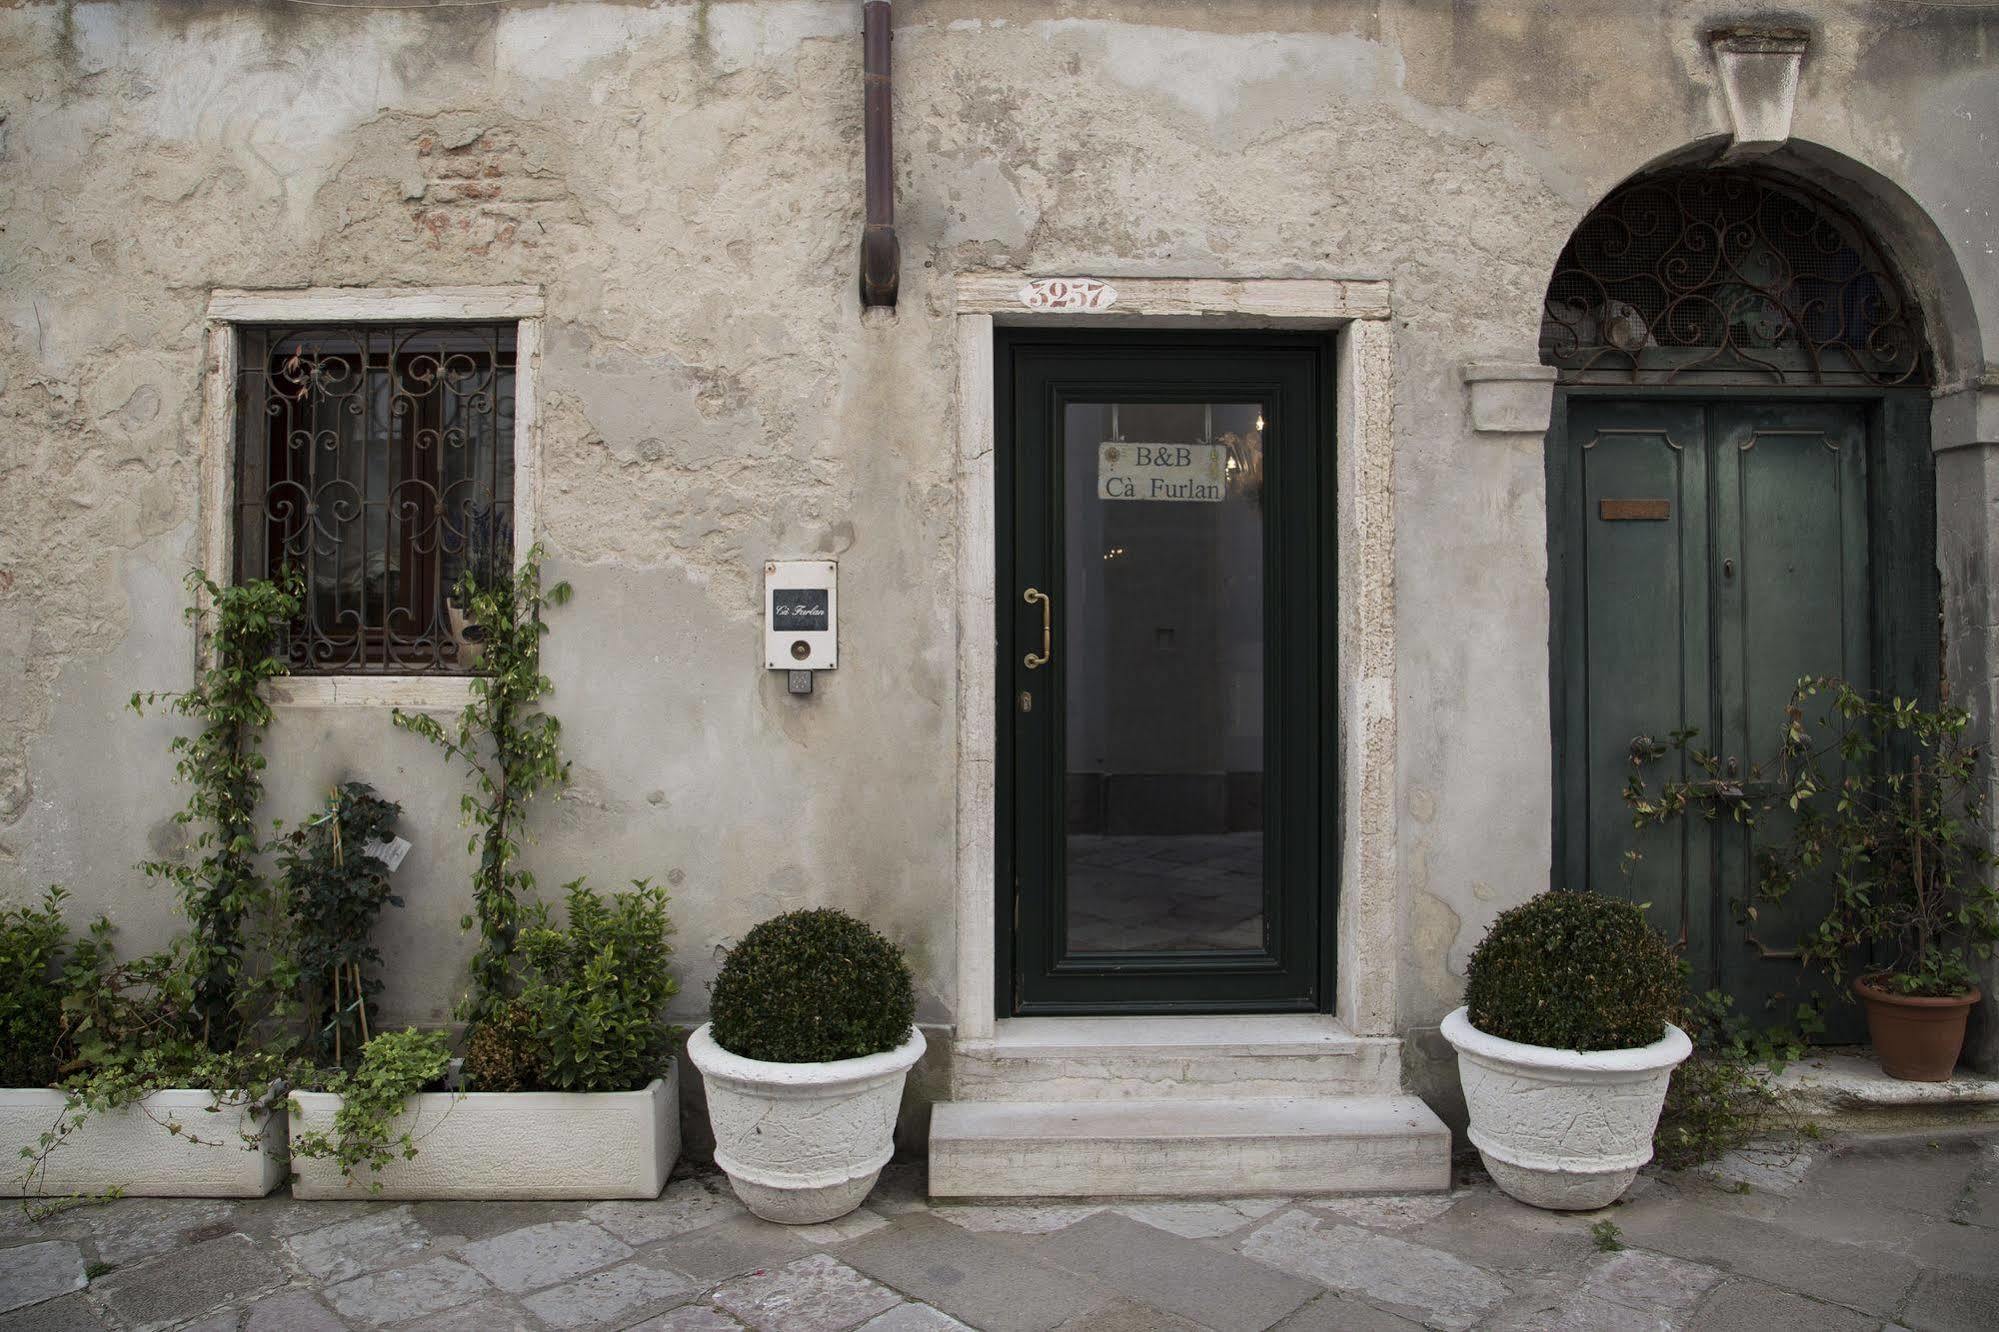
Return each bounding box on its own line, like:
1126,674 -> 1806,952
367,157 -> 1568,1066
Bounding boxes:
363,836 -> 412,873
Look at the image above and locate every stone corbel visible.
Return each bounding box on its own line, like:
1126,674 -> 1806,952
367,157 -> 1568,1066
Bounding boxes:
1709,26 -> 1809,160
1461,362 -> 1558,434
1934,370 -> 1999,452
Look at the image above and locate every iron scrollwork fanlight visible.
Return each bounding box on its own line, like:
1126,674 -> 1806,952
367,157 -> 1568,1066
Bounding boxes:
1540,170 -> 1929,388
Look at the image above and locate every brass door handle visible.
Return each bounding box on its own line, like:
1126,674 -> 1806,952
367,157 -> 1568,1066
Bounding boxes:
1023,587 -> 1051,669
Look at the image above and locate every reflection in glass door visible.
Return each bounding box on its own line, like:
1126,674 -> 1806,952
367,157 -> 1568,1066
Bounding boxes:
1001,333 -> 1333,1014
1064,402 -> 1266,953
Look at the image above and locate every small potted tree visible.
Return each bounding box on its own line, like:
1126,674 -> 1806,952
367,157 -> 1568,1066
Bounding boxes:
1442,891 -> 1690,1210
687,908 -> 924,1224
1626,678 -> 1999,1082
1757,680 -> 1998,1081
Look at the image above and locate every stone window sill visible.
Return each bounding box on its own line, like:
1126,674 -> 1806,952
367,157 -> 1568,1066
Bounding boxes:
262,675 -> 477,712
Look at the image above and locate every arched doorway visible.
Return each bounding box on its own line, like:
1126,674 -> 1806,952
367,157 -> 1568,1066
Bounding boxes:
1542,166 -> 1939,1037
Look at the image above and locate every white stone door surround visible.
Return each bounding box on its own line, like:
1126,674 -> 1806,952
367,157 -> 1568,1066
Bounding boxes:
951,274 -> 1399,1041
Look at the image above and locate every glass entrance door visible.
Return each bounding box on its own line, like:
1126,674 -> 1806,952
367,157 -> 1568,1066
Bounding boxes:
1000,333 -> 1334,1014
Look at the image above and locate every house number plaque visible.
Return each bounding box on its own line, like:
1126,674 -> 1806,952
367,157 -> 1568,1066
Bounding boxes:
1017,278 -> 1118,311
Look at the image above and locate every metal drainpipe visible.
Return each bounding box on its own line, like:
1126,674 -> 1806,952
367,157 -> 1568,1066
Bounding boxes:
859,0 -> 898,309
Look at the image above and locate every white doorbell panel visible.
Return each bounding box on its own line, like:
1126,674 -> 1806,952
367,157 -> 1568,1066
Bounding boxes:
764,561 -> 837,671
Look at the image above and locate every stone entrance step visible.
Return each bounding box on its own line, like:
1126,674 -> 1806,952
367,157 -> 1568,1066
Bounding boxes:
950,1015 -> 1405,1102
927,1095 -> 1451,1199
1771,1050 -> 1999,1132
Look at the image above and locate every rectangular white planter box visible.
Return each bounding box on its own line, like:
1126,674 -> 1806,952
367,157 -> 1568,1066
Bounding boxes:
290,1062 -> 679,1200
0,1088 -> 287,1198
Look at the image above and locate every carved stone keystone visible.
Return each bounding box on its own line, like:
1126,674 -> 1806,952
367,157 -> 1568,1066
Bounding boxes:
1709,26 -> 1810,159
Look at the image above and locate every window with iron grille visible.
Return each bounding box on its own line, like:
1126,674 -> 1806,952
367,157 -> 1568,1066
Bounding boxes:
233,324 -> 516,673
1540,169 -> 1931,388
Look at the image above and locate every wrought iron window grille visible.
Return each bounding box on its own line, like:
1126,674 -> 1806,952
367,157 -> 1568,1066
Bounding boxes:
1541,170 -> 1930,388
233,323 -> 516,674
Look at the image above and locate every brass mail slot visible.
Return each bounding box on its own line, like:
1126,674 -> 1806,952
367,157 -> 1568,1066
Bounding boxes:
1599,498 -> 1671,521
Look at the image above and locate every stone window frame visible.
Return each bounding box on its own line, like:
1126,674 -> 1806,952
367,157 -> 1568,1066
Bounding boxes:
950,274 -> 1399,1042
199,286 -> 545,711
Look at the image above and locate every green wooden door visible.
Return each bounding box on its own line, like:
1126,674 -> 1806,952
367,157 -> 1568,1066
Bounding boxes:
1556,397 -> 1908,1036
997,331 -> 1334,1014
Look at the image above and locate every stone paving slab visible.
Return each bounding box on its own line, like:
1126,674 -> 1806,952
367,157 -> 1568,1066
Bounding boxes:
1024,1211 -> 1318,1332
282,1206 -> 436,1282
1793,1134 -> 1987,1219
520,1256 -> 697,1330
459,1219 -> 635,1294
1270,1292 -> 1425,1330
1238,1209 -> 1510,1331
842,1212 -> 1123,1332
0,1130 -> 1992,1331
1898,1268 -> 1999,1332
0,1239 -> 86,1314
1684,1277 -> 1879,1332
322,1255 -> 492,1325
646,1213 -> 815,1283
711,1253 -> 901,1332
1609,1185 -> 1927,1316
0,1293 -> 105,1332
89,1234 -> 284,1332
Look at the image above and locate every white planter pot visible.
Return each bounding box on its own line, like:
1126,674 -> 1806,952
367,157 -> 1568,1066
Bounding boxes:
687,1023 -> 925,1225
0,1088 -> 286,1199
290,1062 -> 679,1200
1442,1007 -> 1692,1210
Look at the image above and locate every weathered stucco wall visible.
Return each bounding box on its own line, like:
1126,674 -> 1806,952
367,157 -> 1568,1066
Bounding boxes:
0,2 -> 1993,1084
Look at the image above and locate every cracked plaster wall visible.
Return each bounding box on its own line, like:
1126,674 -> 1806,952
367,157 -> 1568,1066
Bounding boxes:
0,3 -> 1993,1086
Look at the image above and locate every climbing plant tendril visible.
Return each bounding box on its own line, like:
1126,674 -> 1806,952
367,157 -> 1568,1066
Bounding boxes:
393,545 -> 571,1024
130,571 -> 299,1050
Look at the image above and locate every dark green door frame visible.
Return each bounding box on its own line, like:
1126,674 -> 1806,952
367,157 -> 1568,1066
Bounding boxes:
996,330 -> 1338,1016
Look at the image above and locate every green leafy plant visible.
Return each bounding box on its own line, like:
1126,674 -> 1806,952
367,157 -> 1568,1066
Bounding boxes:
1652,989 -> 1811,1170
497,878 -> 678,1092
276,782 -> 406,1066
1462,891 -> 1681,1052
0,888 -> 74,1089
130,571 -> 300,1048
393,546 -> 571,1024
15,913 -> 303,1213
1627,678 -> 1999,999
1589,1220 -> 1624,1252
709,908 -> 915,1063
290,1027 -> 452,1188
53,925 -> 193,1075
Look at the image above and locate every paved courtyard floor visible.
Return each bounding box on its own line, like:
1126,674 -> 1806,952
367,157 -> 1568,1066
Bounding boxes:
0,1128 -> 1994,1332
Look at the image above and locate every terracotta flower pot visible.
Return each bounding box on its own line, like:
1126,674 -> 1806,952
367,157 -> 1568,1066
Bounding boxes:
1854,976 -> 1980,1082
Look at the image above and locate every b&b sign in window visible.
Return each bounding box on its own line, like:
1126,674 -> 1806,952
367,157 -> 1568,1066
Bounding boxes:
1098,442 -> 1227,503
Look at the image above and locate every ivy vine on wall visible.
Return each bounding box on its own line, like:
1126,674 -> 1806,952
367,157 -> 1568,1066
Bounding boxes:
130,571 -> 299,1050
393,545 -> 571,1024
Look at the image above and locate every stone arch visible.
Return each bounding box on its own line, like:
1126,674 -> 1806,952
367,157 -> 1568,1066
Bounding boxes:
1542,154 -> 1954,393
1539,136 -> 1982,393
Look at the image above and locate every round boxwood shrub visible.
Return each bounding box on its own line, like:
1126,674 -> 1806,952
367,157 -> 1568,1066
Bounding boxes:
709,908 -> 915,1063
461,999 -> 545,1093
1462,890 -> 1682,1052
